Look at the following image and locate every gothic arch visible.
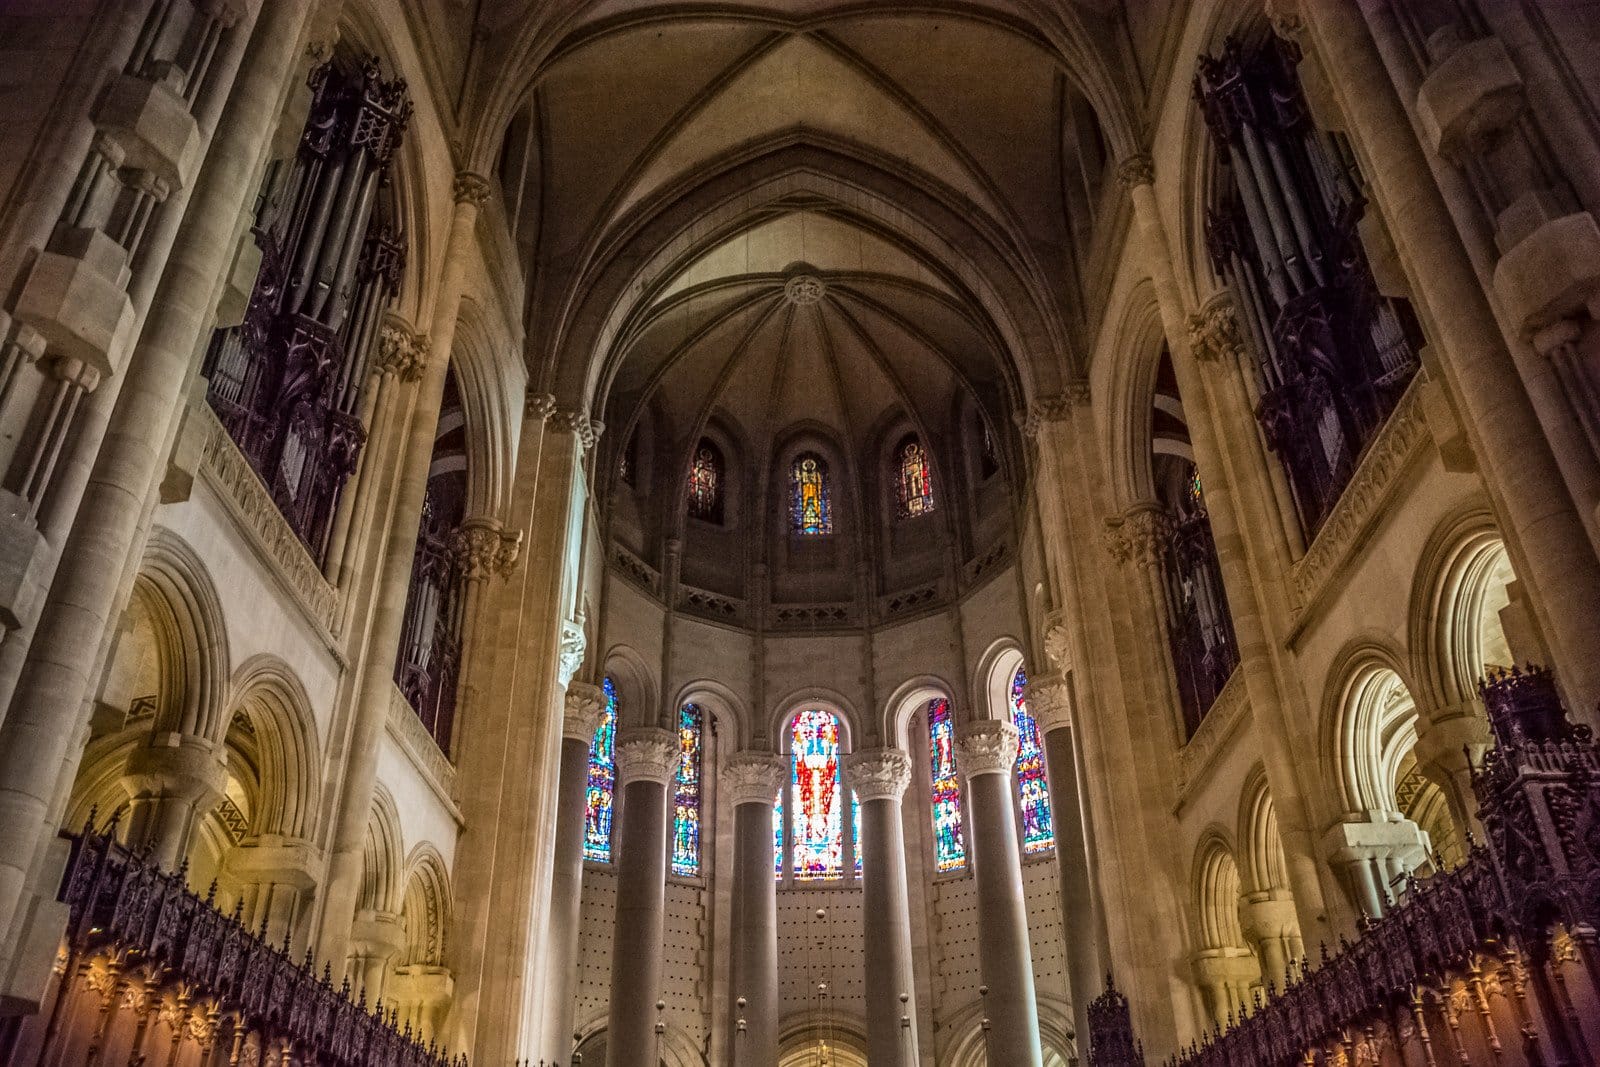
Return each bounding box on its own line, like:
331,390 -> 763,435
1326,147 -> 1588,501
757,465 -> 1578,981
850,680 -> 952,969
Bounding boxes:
1407,506 -> 1520,713
1236,767 -> 1289,897
225,655 -> 321,840
137,528 -> 231,741
1097,283 -> 1169,511
1323,641 -> 1420,817
974,638 -> 1027,726
1193,831 -> 1247,951
445,299 -> 522,523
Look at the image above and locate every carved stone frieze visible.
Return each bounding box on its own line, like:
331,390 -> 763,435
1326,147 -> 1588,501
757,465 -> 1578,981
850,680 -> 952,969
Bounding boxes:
385,683 -> 459,807
450,519 -> 501,581
955,719 -> 1019,778
615,727 -> 678,785
1290,380 -> 1428,618
1175,668 -> 1247,796
1017,392 -> 1081,439
563,681 -> 607,743
1103,504 -> 1170,571
842,748 -> 913,802
724,751 -> 786,806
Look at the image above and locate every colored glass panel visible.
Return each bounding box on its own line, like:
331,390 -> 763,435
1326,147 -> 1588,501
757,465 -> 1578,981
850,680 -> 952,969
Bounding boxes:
895,436 -> 935,518
672,703 -> 703,877
584,678 -> 618,863
790,454 -> 833,535
688,440 -> 722,522
928,698 -> 966,872
790,709 -> 843,880
1011,667 -> 1055,854
852,791 -> 861,875
774,788 -> 785,879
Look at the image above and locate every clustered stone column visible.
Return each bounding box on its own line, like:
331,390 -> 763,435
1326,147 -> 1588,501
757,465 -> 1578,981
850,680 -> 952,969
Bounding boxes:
605,726 -> 677,1065
956,718 -> 1045,1067
842,748 -> 921,1066
724,751 -> 784,1066
541,680 -> 606,1064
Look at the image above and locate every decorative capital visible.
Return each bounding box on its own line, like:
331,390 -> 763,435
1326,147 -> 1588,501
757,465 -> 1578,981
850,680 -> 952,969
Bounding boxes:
615,727 -> 678,785
525,391 -> 558,422
1187,293 -> 1246,364
1116,153 -> 1155,189
1103,504 -> 1170,570
450,518 -> 502,582
377,318 -> 428,381
493,527 -> 523,575
1023,673 -> 1073,734
452,171 -> 492,207
1042,612 -> 1073,674
1265,0 -> 1306,41
724,751 -> 786,806
545,406 -> 601,454
558,616 -> 586,687
842,748 -> 913,802
784,274 -> 827,306
955,719 -> 1019,779
562,682 -> 607,743
1017,393 -> 1077,439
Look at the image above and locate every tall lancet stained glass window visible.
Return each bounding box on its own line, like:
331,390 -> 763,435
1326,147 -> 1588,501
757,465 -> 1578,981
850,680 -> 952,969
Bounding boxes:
584,678 -> 619,863
672,704 -> 704,877
895,434 -> 935,519
790,709 -> 844,880
687,439 -> 724,524
928,698 -> 966,872
1011,666 -> 1055,854
790,453 -> 833,535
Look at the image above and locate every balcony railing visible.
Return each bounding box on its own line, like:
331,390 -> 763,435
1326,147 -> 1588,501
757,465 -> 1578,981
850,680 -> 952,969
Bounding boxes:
1090,665 -> 1600,1067
18,825 -> 463,1066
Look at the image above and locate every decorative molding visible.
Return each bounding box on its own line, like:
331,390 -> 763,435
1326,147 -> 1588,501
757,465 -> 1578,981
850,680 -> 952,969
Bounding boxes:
611,543 -> 661,595
1265,0 -> 1306,41
1187,293 -> 1247,364
784,274 -> 827,306
842,749 -> 913,802
1175,668 -> 1248,797
1042,611 -> 1073,674
1017,393 -> 1077,439
1117,152 -> 1155,188
451,171 -> 491,206
385,684 -> 462,817
1289,380 -> 1429,622
563,682 -> 607,743
955,719 -> 1019,778
450,518 -> 521,581
376,316 -> 428,381
724,751 -> 785,806
1023,674 -> 1073,734
525,390 -> 557,422
615,727 -> 678,785
558,614 -> 586,687
196,406 -> 340,636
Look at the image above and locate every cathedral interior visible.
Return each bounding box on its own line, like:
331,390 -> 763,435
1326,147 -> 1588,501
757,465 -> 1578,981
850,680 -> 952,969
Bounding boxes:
1,1 -> 1599,1065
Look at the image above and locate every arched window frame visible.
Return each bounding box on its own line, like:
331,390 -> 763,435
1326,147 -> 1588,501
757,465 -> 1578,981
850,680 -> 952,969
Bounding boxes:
893,433 -> 936,520
671,702 -> 704,878
789,452 -> 834,536
773,707 -> 859,885
583,678 -> 619,864
928,696 -> 966,873
1010,666 -> 1055,856
687,438 -> 725,525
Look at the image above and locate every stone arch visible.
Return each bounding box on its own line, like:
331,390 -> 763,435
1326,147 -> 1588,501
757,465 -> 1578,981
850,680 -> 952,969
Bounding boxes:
359,784 -> 405,915
1236,767 -> 1288,897
769,688 -> 861,754
1097,282 -> 1170,510
1408,506 -> 1521,713
973,637 -> 1026,726
132,528 -> 231,741
1193,832 -> 1247,952
601,644 -> 659,730
444,299 -> 521,523
225,656 -> 321,840
671,679 -> 744,751
882,674 -> 958,751
777,1018 -> 868,1067
1322,640 -> 1419,817
400,844 -> 451,967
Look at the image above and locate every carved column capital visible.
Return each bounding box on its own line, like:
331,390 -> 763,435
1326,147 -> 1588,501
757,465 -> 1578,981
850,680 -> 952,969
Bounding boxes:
1103,504 -> 1171,571
1023,673 -> 1073,734
525,391 -> 557,422
452,171 -> 492,207
493,527 -> 523,576
562,682 -> 608,743
377,317 -> 428,381
842,748 -> 913,802
558,615 -> 587,687
1016,391 -> 1081,439
1116,152 -> 1155,189
724,751 -> 786,806
1187,293 -> 1247,364
955,719 -> 1019,779
450,518 -> 502,582
1265,0 -> 1305,42
1042,611 -> 1073,674
615,727 -> 678,785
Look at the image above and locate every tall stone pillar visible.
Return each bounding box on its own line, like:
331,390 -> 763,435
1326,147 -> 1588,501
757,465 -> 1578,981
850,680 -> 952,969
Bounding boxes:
540,681 -> 606,1065
606,727 -> 676,1067
0,0 -> 316,989
1023,675 -> 1103,1056
316,170 -> 491,961
842,748 -> 921,1067
724,752 -> 783,1067
955,719 -> 1044,1067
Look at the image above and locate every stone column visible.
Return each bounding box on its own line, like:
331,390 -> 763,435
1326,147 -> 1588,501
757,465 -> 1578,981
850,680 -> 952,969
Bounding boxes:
842,748 -> 921,1067
346,909 -> 406,1002
724,752 -> 784,1067
221,838 -> 322,952
1024,675 -> 1103,1056
606,727 -> 676,1067
119,737 -> 226,872
0,0 -> 315,985
316,171 -> 491,961
1239,891 -> 1302,987
539,681 -> 606,1065
955,719 -> 1044,1067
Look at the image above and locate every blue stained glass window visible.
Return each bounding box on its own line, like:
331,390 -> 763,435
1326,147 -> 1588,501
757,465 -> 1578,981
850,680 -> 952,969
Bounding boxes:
584,678 -> 618,863
672,703 -> 703,877
791,453 -> 833,535
928,698 -> 966,872
895,435 -> 936,519
790,709 -> 844,880
852,791 -> 861,875
774,788 -> 785,879
1011,667 -> 1055,854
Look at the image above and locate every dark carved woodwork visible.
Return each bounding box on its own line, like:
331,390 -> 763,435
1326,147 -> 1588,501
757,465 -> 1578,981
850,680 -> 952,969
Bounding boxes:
47,826 -> 462,1066
203,55 -> 410,562
1088,976 -> 1145,1067
1196,36 -> 1422,536
1090,665 -> 1600,1067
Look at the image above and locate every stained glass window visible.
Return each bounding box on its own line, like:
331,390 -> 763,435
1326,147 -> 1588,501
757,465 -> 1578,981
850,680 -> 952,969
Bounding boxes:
672,703 -> 703,877
852,791 -> 862,875
790,453 -> 833,535
895,434 -> 935,519
584,678 -> 618,863
1011,667 -> 1055,855
928,698 -> 966,872
789,709 -> 844,880
688,439 -> 723,523
774,789 -> 785,879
